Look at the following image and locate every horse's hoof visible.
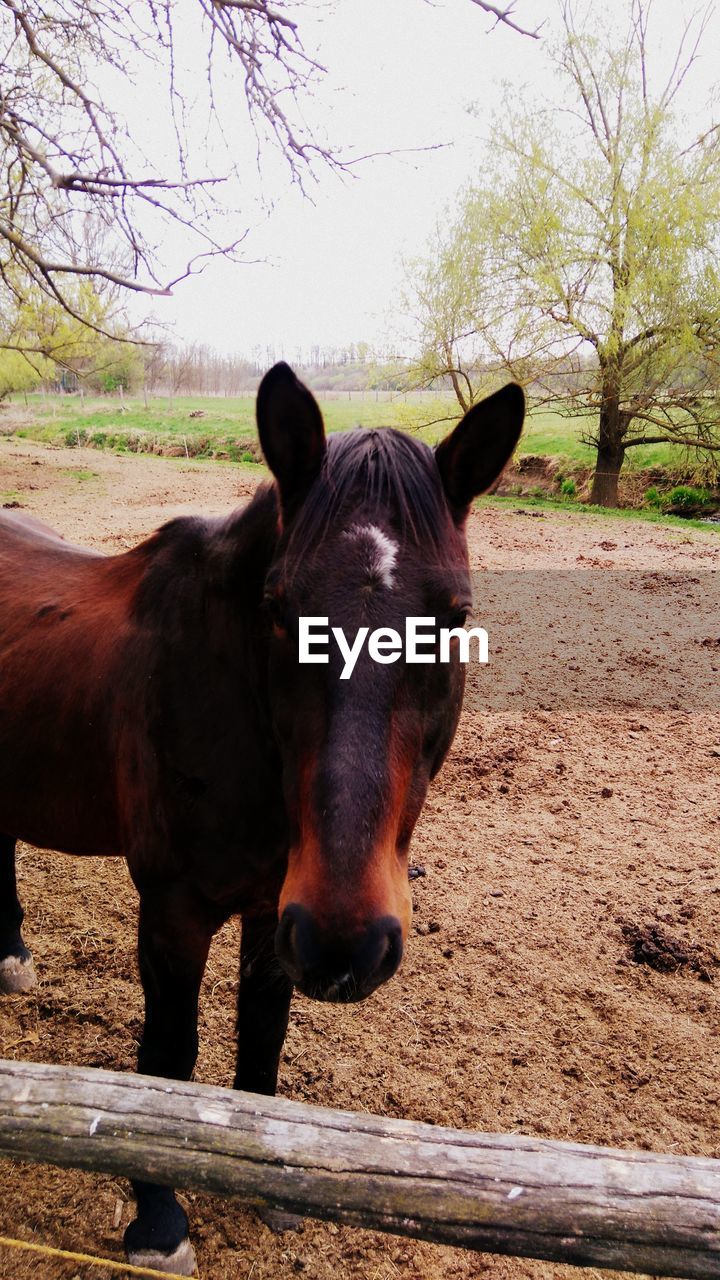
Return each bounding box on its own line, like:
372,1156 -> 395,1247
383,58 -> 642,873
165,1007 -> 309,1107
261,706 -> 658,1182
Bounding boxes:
257,1206 -> 305,1233
0,953 -> 37,994
126,1238 -> 197,1276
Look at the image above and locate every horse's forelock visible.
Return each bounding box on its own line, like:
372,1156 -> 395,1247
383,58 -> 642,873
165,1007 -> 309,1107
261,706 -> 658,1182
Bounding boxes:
283,429 -> 450,561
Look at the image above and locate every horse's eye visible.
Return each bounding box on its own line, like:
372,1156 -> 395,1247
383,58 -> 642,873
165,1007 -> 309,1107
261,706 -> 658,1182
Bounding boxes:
448,608 -> 469,629
263,594 -> 290,639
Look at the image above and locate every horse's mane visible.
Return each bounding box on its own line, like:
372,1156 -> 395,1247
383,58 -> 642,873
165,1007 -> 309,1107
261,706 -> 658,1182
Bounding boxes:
286,428 -> 450,559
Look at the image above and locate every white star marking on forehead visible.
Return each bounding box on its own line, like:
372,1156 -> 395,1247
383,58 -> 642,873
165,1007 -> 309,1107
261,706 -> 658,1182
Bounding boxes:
344,523 -> 398,589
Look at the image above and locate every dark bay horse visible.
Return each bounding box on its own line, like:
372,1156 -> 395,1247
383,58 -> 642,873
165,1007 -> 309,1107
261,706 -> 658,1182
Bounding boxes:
0,364 -> 524,1273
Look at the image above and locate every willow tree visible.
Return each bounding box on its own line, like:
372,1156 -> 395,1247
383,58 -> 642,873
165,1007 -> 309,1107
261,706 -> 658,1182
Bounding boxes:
0,349 -> 42,398
407,1 -> 720,505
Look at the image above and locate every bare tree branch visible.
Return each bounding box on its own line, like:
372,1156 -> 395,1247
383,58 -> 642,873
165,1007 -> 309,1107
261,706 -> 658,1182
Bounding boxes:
0,0 -> 544,356
467,1 -> 543,38
0,0 -> 338,342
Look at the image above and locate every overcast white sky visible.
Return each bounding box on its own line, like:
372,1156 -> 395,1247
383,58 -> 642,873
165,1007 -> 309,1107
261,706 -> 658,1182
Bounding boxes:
134,0 -> 719,358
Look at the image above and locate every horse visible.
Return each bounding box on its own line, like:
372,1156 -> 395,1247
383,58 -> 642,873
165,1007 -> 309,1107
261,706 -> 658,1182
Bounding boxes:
0,363 -> 524,1274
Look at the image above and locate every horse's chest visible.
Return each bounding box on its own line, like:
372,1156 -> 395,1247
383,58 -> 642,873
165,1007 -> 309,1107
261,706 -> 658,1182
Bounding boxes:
148,719 -> 287,894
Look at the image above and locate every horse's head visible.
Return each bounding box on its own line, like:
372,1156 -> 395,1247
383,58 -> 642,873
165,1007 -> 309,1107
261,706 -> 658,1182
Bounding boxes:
258,363 -> 523,1002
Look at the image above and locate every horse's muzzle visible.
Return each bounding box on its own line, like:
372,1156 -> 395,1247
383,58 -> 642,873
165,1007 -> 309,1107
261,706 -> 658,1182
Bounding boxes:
275,904 -> 403,1002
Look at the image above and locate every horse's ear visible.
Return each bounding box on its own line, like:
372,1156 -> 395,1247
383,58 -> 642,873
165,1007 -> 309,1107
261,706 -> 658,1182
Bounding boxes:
435,383 -> 525,519
256,363 -> 326,519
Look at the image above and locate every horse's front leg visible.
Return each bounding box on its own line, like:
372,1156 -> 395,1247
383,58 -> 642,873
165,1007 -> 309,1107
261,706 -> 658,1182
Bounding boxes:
0,834 -> 37,994
124,884 -> 216,1277
235,910 -> 297,1232
235,910 -> 293,1095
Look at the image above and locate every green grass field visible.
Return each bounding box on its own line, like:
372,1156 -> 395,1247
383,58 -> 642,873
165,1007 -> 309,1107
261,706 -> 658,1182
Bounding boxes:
3,390 -> 685,471
479,491 -> 720,532
3,390 -> 718,530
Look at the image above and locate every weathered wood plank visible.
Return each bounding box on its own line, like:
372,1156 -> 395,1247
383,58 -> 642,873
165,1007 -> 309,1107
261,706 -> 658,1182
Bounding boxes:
0,1057 -> 719,1278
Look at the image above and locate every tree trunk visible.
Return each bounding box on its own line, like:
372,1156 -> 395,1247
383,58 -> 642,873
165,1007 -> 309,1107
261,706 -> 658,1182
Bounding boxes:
589,441 -> 624,506
589,392 -> 627,507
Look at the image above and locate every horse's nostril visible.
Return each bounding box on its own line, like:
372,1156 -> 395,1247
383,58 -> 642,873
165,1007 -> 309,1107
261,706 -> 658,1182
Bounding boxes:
275,905 -> 404,999
377,920 -> 403,982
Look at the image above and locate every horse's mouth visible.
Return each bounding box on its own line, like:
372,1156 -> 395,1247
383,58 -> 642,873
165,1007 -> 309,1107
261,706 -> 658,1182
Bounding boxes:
295,973 -> 378,1004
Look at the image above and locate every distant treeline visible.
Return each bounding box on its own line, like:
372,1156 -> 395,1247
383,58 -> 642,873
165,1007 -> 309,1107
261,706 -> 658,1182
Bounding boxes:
40,340 -> 715,406
134,343 -> 635,404
141,343 -> 418,397
74,340 -> 599,400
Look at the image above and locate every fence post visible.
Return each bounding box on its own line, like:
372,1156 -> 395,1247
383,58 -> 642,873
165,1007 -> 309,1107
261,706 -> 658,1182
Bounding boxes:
0,1058 -> 719,1279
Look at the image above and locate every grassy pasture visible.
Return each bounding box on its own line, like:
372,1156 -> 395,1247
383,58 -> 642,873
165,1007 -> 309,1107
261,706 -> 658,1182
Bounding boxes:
479,491 -> 719,532
521,408 -> 681,468
3,390 -> 685,471
1,392 -> 717,534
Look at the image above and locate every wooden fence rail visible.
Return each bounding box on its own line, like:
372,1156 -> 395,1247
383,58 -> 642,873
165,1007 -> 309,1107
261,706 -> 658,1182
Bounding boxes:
0,1058 -> 719,1278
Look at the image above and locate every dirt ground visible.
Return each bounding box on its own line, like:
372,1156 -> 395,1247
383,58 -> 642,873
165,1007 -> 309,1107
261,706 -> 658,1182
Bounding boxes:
0,436 -> 718,1280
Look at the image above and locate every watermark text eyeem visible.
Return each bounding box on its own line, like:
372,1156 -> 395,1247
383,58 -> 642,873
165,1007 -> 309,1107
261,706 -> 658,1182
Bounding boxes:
299,617 -> 489,680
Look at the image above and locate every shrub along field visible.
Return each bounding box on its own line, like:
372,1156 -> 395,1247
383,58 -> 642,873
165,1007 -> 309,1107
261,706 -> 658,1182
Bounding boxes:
1,392 -> 717,520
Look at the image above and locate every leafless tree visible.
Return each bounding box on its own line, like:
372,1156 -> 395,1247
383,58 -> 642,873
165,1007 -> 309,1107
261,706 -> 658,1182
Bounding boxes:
0,1 -> 334,336
0,0 -> 539,349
